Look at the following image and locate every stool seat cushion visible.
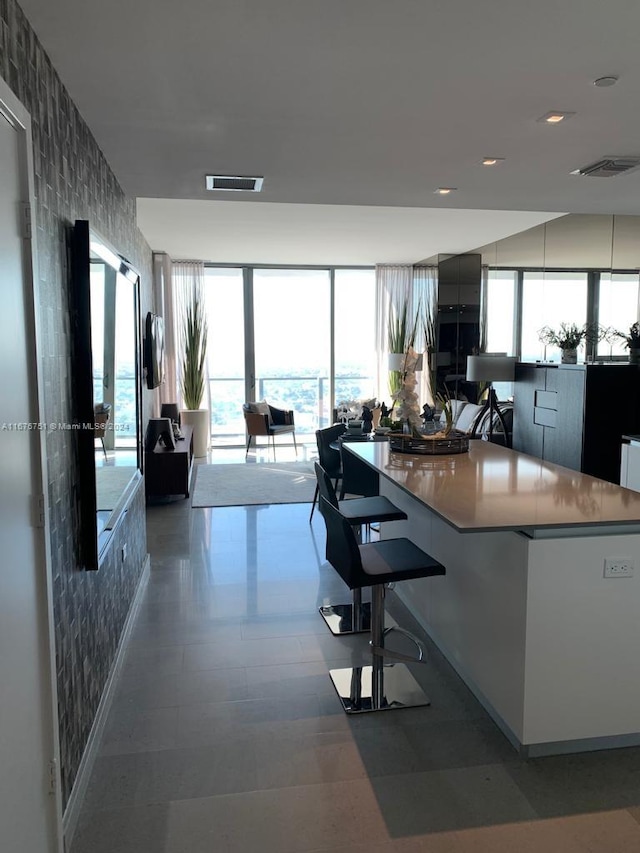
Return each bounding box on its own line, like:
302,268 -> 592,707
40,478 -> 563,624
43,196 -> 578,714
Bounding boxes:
338,496 -> 407,526
359,538 -> 445,585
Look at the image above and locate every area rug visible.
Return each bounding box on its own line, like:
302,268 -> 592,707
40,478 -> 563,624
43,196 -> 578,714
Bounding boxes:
96,465 -> 137,510
191,461 -> 317,507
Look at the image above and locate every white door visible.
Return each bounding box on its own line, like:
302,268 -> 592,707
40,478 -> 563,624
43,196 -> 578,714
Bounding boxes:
0,94 -> 62,851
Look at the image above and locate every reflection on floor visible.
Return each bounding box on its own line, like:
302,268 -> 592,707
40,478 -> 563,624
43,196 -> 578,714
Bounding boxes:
71,495 -> 640,852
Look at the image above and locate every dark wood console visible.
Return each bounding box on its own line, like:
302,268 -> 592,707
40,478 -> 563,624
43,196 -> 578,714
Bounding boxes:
145,424 -> 194,498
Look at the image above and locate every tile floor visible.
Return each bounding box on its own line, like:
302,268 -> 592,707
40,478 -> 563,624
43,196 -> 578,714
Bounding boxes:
71,455 -> 640,852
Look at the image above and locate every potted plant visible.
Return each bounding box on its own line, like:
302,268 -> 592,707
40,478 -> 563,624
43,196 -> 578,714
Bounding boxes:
387,299 -> 419,392
614,322 -> 640,364
538,322 -> 594,364
180,291 -> 209,457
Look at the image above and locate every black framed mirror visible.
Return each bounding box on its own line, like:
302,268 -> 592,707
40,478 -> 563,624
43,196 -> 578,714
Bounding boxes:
71,220 -> 143,569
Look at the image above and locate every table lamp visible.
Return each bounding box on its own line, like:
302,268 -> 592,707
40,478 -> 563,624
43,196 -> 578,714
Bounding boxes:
466,354 -> 516,446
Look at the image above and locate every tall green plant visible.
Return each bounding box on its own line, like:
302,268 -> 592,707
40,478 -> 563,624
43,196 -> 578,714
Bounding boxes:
181,292 -> 208,410
388,299 -> 419,396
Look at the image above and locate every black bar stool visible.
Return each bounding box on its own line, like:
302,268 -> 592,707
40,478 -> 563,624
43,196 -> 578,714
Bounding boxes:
315,461 -> 407,634
318,496 -> 446,713
309,424 -> 346,522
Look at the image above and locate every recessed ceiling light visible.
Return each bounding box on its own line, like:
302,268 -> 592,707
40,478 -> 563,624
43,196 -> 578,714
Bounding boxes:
593,76 -> 618,88
481,157 -> 505,166
537,111 -> 575,124
434,187 -> 456,195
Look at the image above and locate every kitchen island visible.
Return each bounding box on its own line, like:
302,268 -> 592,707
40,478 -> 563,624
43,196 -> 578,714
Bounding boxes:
345,440 -> 640,756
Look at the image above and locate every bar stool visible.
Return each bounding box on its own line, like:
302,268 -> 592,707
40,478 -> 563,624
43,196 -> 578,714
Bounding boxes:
309,424 -> 346,522
315,461 -> 408,634
318,496 -> 446,713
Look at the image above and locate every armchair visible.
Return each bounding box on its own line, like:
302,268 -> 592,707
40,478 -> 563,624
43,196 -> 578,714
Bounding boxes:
94,403 -> 111,459
243,401 -> 297,460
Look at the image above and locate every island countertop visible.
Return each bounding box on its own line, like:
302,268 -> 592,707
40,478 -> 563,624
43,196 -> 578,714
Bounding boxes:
345,440 -> 640,533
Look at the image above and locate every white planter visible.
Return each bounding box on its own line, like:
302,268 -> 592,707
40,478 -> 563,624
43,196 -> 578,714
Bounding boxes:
561,348 -> 577,364
180,408 -> 210,457
388,353 -> 406,371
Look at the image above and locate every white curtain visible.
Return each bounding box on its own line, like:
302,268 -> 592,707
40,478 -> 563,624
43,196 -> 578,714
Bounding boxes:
413,265 -> 438,406
170,260 -> 210,413
374,265 -> 413,404
375,264 -> 439,407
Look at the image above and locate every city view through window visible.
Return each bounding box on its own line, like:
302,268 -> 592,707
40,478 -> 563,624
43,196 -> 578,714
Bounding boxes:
205,267 -> 376,444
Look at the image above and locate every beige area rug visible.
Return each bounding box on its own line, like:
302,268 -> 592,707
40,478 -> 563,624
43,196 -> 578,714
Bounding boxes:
96,466 -> 137,510
191,462 -> 317,508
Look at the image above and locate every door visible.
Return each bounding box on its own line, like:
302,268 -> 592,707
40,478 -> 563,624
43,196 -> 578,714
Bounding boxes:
0,90 -> 62,851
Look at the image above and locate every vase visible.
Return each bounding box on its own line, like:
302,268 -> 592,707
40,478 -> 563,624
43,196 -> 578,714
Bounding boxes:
629,348 -> 640,365
180,408 -> 210,457
561,348 -> 577,364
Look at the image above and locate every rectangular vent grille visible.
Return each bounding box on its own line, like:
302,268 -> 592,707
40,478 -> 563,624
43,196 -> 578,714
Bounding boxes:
205,175 -> 264,192
573,157 -> 640,178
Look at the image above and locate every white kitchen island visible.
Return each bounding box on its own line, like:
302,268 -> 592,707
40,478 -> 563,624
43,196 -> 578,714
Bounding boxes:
345,440 -> 640,756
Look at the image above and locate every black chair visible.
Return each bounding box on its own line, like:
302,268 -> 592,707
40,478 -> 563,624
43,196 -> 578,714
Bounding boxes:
243,402 -> 297,460
339,441 -> 380,500
315,461 -> 407,634
318,496 -> 446,713
309,423 -> 346,522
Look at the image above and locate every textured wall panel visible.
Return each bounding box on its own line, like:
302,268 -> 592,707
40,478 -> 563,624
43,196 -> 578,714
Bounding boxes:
1,0 -> 155,807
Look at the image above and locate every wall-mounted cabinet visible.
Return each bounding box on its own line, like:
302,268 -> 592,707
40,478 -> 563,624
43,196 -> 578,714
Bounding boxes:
513,363 -> 640,484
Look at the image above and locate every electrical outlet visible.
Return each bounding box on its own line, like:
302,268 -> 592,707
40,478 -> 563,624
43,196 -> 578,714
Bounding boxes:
121,544 -> 127,563
603,558 -> 634,578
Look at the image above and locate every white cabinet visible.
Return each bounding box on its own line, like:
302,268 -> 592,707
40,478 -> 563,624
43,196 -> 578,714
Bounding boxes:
621,438 -> 640,491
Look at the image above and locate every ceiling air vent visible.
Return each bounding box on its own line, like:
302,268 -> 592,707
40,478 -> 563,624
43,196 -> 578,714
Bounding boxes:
205,175 -> 264,192
571,156 -> 640,178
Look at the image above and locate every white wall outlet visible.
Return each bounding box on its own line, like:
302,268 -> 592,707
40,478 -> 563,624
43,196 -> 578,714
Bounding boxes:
603,557 -> 634,578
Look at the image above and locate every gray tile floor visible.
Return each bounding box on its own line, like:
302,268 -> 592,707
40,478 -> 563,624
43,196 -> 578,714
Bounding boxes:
72,459 -> 640,852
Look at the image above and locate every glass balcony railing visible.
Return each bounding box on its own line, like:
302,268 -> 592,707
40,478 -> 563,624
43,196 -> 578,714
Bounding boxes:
208,374 -> 373,440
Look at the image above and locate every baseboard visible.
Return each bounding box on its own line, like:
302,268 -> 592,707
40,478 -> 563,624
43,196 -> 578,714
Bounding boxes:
62,553 -> 150,851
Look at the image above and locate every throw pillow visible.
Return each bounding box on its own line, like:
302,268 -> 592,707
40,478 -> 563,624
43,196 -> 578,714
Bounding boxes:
455,403 -> 484,434
247,400 -> 273,423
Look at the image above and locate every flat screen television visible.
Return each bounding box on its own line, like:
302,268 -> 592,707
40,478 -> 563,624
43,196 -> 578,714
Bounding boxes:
144,312 -> 165,389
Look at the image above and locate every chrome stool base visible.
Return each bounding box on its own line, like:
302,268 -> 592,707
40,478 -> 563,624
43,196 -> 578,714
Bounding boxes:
329,661 -> 430,714
319,602 -> 371,635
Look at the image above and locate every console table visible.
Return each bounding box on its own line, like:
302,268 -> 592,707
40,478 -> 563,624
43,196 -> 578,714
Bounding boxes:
145,425 -> 194,499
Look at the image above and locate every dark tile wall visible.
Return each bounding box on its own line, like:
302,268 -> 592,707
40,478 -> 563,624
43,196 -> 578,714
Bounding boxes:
1,0 -> 155,807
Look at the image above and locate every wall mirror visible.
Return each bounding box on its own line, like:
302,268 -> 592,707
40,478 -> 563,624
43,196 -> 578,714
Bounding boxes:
71,220 -> 142,569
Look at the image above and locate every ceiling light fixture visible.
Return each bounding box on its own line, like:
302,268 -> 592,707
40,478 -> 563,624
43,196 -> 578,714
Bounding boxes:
481,157 -> 505,166
434,187 -> 456,195
593,76 -> 618,88
537,111 -> 575,124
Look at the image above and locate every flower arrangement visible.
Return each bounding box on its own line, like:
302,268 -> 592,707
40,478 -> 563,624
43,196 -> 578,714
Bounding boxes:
614,322 -> 640,349
537,322 -> 592,350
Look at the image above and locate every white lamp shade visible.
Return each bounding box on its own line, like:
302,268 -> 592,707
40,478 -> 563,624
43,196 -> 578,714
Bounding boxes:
466,354 -> 516,382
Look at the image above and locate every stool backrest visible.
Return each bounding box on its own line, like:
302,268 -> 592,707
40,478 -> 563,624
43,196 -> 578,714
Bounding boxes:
314,462 -> 339,510
315,424 -> 346,478
318,496 -> 363,589
341,445 -> 380,498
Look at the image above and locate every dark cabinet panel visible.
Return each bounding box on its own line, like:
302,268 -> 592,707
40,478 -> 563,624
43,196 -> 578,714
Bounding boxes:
513,364 -> 640,484
513,365 -> 545,459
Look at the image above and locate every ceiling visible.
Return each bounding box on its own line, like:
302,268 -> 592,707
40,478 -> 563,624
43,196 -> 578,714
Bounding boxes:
19,0 -> 640,263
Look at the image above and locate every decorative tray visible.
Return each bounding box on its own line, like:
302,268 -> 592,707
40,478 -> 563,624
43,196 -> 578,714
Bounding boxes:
388,430 -> 469,455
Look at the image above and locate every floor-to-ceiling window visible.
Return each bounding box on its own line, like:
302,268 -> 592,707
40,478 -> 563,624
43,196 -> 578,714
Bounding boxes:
597,272 -> 640,358
205,268 -> 245,444
521,271 -> 589,361
334,269 -> 376,406
253,269 -> 331,433
204,265 -> 375,444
